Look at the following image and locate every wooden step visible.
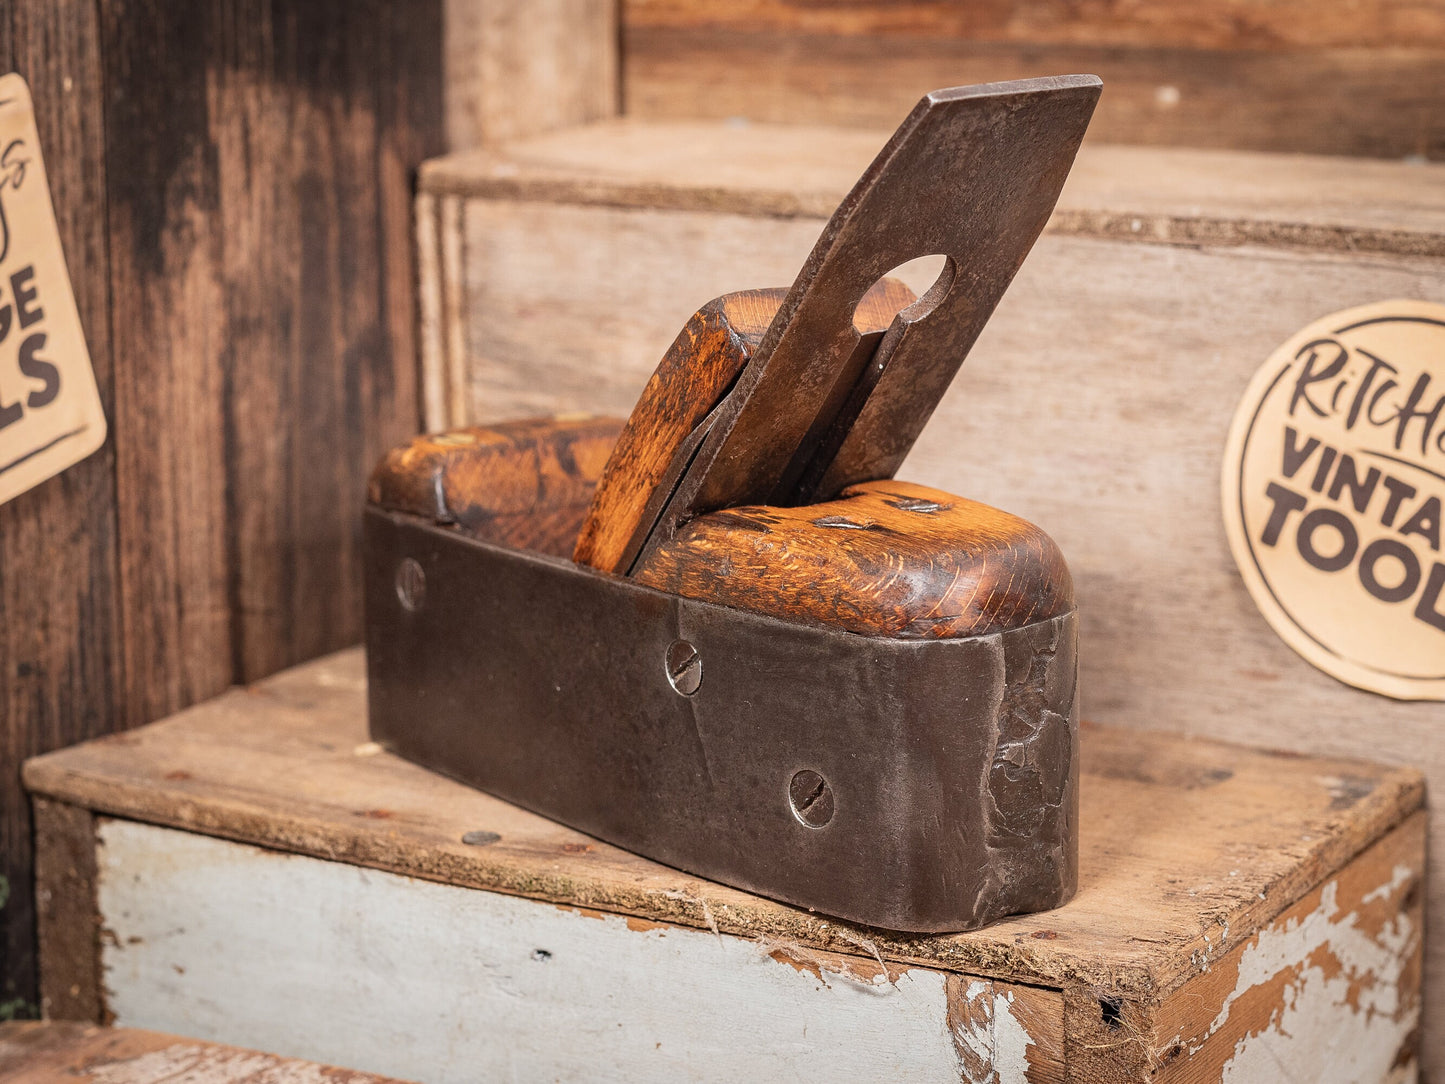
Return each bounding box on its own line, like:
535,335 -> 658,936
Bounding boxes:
23,650 -> 1426,1081
422,118 -> 1445,239
417,121 -> 1445,432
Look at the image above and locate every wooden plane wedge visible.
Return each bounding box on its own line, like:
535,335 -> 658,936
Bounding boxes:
576,74 -> 1102,576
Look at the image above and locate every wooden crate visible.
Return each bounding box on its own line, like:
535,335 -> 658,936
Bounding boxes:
24,651 -> 1425,1082
414,120 -> 1445,1071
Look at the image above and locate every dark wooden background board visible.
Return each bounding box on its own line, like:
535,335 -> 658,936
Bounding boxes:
0,0 -> 442,1018
1,0 -> 120,1023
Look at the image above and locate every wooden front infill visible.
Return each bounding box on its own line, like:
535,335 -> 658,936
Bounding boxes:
24,650 -> 1424,1082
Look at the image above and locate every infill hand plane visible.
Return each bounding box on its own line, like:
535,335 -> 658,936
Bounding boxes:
364,76 -> 1102,932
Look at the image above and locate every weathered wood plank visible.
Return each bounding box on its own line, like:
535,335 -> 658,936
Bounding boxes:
437,194 -> 1445,425
3,0 -> 444,1017
420,122 -> 1445,254
949,976 -> 1065,1083
91,818 -> 1052,1082
1151,813 -> 1424,1083
625,0 -> 1445,52
22,649 -> 1425,1006
0,1020 -> 410,1082
101,0 -> 233,724
210,1 -> 444,683
621,28 -> 1445,159
31,800 -> 99,1024
450,200 -> 825,421
0,0 -> 120,1021
414,192 -> 447,431
445,0 -> 618,149
100,0 -> 444,718
1057,816 -> 1424,1080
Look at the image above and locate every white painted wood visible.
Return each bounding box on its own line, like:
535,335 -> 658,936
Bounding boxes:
1146,850 -> 1424,1083
98,820 -> 974,1083
955,981 -> 1038,1084
1212,873 -> 1418,1082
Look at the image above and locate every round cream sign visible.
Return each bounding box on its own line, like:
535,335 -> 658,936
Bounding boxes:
1222,299 -> 1445,701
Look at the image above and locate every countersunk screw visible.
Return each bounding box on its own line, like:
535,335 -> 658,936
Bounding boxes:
665,639 -> 702,695
790,769 -> 834,828
396,557 -> 426,611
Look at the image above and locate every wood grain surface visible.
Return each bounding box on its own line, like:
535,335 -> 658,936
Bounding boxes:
574,279 -> 916,572
22,649 -> 1425,1005
444,0 -> 618,149
632,480 -> 1073,638
625,0 -> 1445,51
103,0 -> 444,714
0,2 -> 120,1021
949,977 -> 1065,1084
0,1021 -> 408,1083
1147,813 -> 1424,1082
31,800 -> 98,1024
368,415 -> 622,557
420,120 -> 1445,253
619,6 -> 1445,159
0,0 -> 442,1020
573,288 -> 786,571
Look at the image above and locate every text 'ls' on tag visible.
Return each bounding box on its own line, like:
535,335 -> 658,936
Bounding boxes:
0,72 -> 105,505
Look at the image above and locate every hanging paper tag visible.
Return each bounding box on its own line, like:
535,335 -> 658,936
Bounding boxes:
0,73 -> 106,505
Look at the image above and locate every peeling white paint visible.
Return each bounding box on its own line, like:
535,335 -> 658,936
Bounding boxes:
992,989 -> 1034,1083
954,980 -> 1033,1084
1363,864 -> 1414,906
1191,866 -> 1419,1083
98,821 -> 967,1083
954,982 -> 994,1084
